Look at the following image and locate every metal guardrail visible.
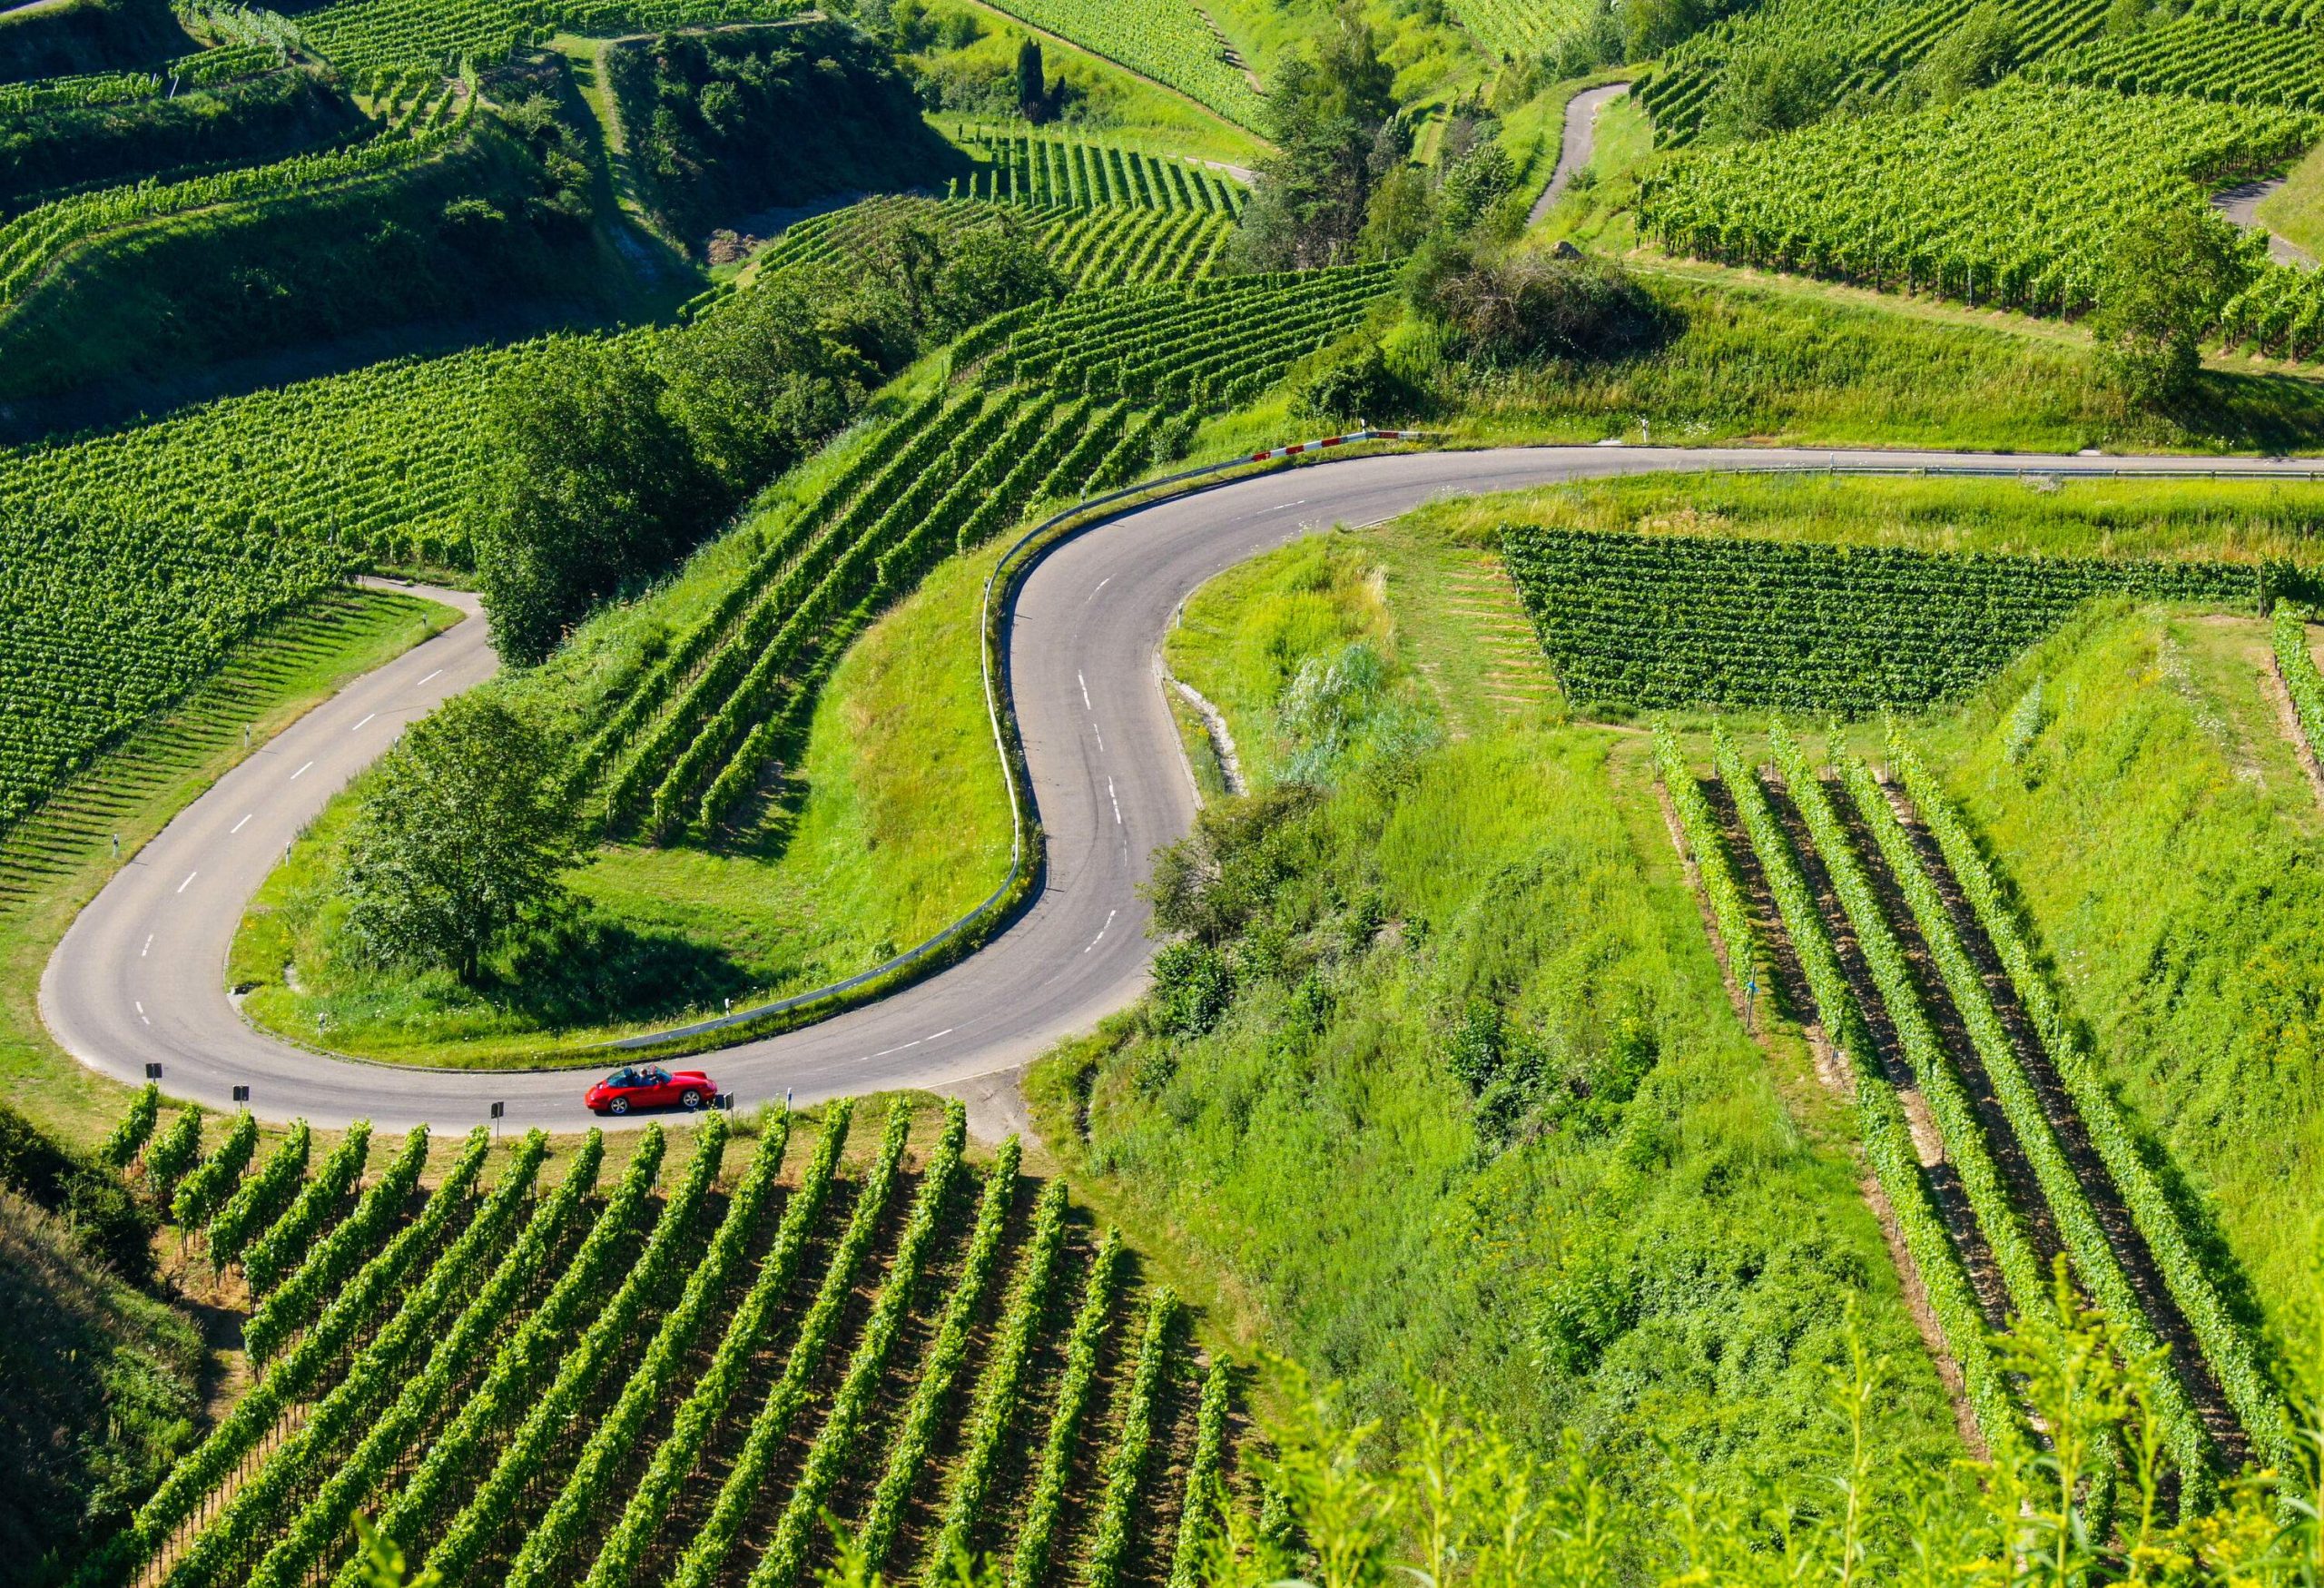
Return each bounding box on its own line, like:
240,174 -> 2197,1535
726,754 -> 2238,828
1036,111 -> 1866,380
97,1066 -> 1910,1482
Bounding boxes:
609,428 -> 1426,1050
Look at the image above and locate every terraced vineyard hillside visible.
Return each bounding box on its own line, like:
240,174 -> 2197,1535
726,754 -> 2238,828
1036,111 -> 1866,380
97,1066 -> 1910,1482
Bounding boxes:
81,1097 -> 1229,1588
1658,721 -> 2294,1486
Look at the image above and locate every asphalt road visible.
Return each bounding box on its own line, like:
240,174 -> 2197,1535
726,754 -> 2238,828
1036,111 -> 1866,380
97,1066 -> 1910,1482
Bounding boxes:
40,446 -> 2324,1133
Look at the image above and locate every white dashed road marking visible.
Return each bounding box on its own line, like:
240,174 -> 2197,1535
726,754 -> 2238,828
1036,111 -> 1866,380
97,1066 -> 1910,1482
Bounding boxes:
230,813 -> 252,834
1083,907 -> 1118,953
290,760 -> 314,780
176,871 -> 197,894
416,668 -> 442,686
353,713 -> 376,732
141,934 -> 152,958
1108,777 -> 1122,825
1079,671 -> 1091,710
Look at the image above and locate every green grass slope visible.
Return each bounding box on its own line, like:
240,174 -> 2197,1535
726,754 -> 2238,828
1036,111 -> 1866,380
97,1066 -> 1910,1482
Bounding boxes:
0,1181 -> 202,1588
1913,604 -> 2324,1355
1030,525 -> 1964,1486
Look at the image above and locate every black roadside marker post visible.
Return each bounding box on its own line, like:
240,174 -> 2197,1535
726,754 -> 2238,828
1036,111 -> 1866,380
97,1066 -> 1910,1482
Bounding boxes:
231,1085 -> 250,1104
490,1100 -> 504,1139
144,1062 -> 163,1080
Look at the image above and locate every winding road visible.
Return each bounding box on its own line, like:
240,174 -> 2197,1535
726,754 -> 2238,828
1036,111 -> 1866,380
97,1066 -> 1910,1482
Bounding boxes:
39,446 -> 2324,1132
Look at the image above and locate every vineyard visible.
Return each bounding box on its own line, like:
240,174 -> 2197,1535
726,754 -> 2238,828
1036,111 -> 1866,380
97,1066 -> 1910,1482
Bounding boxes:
2028,14 -> 2324,110
1657,721 -> 2294,1484
1501,522 -> 2258,715
1439,0 -> 1594,66
573,262 -> 1393,841
290,0 -> 802,74
1637,83 -> 2316,318
0,169 -> 1300,843
951,125 -> 1246,215
1634,0 -> 2112,144
77,1096 -> 1229,1588
970,0 -> 1265,129
0,84 -> 477,318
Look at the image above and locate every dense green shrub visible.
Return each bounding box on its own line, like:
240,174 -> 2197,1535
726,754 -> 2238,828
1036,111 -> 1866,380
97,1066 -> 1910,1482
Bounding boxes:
0,1102 -> 153,1282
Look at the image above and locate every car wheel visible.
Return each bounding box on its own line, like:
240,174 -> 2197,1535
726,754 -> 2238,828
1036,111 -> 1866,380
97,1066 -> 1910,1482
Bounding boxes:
682,1090 -> 704,1110
608,1097 -> 629,1116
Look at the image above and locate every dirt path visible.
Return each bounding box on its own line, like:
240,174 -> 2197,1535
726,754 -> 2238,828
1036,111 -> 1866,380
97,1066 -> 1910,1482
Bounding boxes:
1528,82 -> 1629,230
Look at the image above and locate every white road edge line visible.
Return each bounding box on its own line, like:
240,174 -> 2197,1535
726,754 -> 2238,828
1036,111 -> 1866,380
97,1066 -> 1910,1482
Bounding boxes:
230,813 -> 252,834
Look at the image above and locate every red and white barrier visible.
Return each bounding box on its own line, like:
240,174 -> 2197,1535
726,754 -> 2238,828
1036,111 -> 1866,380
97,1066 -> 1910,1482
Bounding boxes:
1247,429 -> 1428,463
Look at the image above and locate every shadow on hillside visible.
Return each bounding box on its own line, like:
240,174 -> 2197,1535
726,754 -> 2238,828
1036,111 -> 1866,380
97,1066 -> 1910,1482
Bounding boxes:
487,911 -> 756,1029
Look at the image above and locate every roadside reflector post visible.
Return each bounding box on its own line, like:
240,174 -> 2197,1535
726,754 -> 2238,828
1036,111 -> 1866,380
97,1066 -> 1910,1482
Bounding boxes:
489,1099 -> 504,1137
144,1062 -> 163,1080
231,1084 -> 250,1104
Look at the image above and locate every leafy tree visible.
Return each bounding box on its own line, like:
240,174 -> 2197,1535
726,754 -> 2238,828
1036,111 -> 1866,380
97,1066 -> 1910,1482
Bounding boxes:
930,217 -> 1066,339
1015,36 -> 1049,121
1152,941 -> 1234,1038
1907,4 -> 2017,104
1296,345 -> 1408,426
1622,0 -> 1708,60
339,695 -> 578,981
471,338 -> 720,666
1409,237 -> 1665,364
657,279 -> 877,494
1439,140 -> 1518,233
1236,4 -> 1401,268
1700,42 -> 1845,141
2092,206 -> 2251,408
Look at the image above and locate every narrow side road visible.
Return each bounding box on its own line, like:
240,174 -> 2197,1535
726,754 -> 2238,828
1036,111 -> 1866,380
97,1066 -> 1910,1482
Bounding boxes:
41,446 -> 2324,1132
1530,83 -> 1630,230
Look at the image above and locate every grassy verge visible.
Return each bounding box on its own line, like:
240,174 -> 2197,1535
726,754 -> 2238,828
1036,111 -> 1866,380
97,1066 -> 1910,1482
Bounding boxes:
913,0 -> 1269,167
1389,270 -> 2324,454
0,587 -> 458,1151
1909,605 -> 2324,1353
2255,140 -> 2324,259
1028,513 -> 1962,1485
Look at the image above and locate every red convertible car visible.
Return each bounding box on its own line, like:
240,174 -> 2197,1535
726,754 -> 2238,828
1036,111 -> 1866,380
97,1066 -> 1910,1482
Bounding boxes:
586,1065 -> 717,1115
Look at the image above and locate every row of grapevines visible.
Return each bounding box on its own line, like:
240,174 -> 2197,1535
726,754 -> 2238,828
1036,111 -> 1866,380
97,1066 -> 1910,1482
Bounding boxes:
1760,724 -> 2082,1462
1005,1228 -> 1128,1588
1710,725 -> 2029,1455
0,42 -> 281,114
337,1126 -> 670,1588
244,1121 -> 433,1363
951,125 -> 1246,214
244,1119 -> 370,1296
295,0 -> 799,74
580,1108 -> 852,1588
169,1108 -> 256,1227
856,1136 -> 1028,1569
164,1130 -> 552,1588
920,1178 -> 1074,1581
93,1127 -> 486,1586
419,1117 -> 730,1584
1499,523 -> 2257,715
1167,1359 -> 1234,1588
566,389 -> 949,803
1086,1287 -> 1182,1588
0,108 -> 478,314
1638,0 -> 2107,143
205,1118 -> 308,1266
1651,725 -> 1758,990
1884,727 -> 2299,1475
2028,15 -> 2324,109
99,1081 -> 160,1169
143,1102 -> 203,1203
2220,261 -> 2324,362
506,1111 -> 795,1588
1638,82 -> 2313,314
970,0 -> 1265,126
2280,608 -> 2324,752
754,1103 -> 971,1588
667,1101 -> 917,1588
1829,744 -> 2215,1484
247,1130 -> 608,1588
